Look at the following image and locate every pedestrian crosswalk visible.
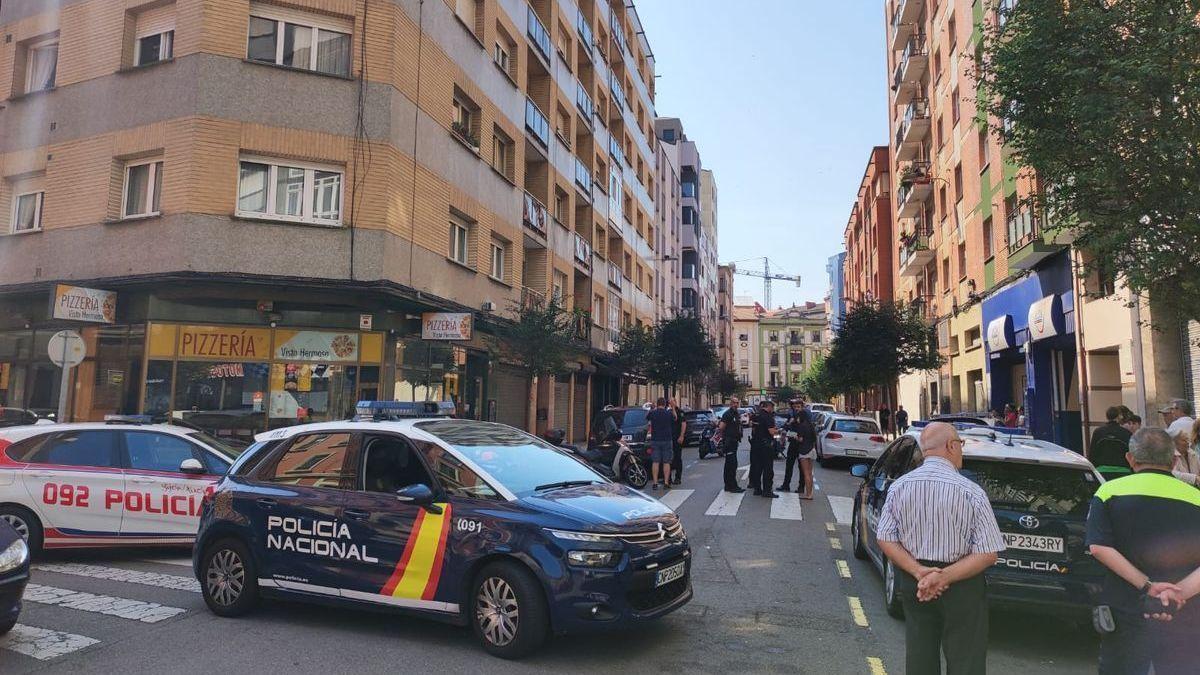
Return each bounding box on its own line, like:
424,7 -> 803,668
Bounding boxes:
653,486 -> 857,524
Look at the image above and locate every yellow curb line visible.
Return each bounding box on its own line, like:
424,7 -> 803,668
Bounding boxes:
836,559 -> 851,579
867,656 -> 887,674
848,596 -> 869,627
830,537 -> 843,550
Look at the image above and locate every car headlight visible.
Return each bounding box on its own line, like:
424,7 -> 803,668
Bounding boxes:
567,550 -> 620,567
0,537 -> 29,574
546,528 -> 608,542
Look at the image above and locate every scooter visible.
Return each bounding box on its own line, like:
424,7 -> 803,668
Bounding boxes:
542,429 -> 649,489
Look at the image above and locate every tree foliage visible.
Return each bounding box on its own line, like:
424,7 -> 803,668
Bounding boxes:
647,315 -> 718,391
977,0 -> 1200,319
704,368 -> 744,400
614,324 -> 655,379
773,385 -> 798,405
800,355 -> 839,403
824,302 -> 943,394
493,296 -> 582,378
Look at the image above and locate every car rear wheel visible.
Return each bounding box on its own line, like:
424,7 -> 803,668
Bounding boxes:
884,559 -> 904,618
471,561 -> 548,659
0,505 -> 43,555
201,538 -> 259,617
816,443 -> 830,468
851,503 -> 868,561
622,457 -> 649,489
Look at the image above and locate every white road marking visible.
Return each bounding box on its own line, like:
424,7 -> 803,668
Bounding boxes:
828,495 -> 855,525
659,489 -> 694,510
736,465 -> 749,481
23,584 -> 187,623
138,557 -> 193,568
1,624 -> 99,661
704,490 -> 745,516
769,496 -> 804,520
825,522 -> 838,532
33,563 -> 201,593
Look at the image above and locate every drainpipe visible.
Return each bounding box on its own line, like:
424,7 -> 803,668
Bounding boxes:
1070,250 -> 1092,457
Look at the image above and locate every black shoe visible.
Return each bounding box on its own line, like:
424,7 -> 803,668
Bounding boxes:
777,485 -> 791,492
762,492 -> 780,499
725,487 -> 745,493
651,482 -> 660,490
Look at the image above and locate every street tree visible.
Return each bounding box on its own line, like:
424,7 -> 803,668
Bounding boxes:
648,315 -> 718,397
774,385 -> 798,405
705,369 -> 744,402
824,302 -> 943,401
976,0 -> 1200,320
614,324 -> 655,405
800,355 -> 839,404
493,296 -> 584,431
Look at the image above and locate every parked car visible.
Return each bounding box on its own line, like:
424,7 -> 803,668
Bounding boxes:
850,427 -> 1105,619
738,407 -> 754,427
0,408 -> 49,428
815,415 -> 887,466
683,410 -> 715,446
0,517 -> 28,635
809,403 -> 836,414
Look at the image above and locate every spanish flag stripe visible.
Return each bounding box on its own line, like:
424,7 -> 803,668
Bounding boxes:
420,505 -> 454,601
381,509 -> 427,596
390,505 -> 450,599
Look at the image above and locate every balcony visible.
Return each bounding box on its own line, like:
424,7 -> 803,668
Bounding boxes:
896,159 -> 932,218
608,136 -> 626,167
527,6 -> 551,63
576,9 -> 594,53
573,231 -> 593,270
682,263 -> 697,280
574,156 -> 593,195
608,262 -> 623,290
894,98 -> 930,161
610,72 -> 626,112
899,220 -> 935,278
1006,208 -> 1062,270
575,80 -> 594,124
890,0 -> 924,51
892,33 -> 927,105
610,14 -> 627,57
520,286 -> 546,310
524,98 -> 549,148
522,191 -> 548,237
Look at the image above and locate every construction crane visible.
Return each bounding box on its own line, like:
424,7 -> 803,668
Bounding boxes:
729,257 -> 801,309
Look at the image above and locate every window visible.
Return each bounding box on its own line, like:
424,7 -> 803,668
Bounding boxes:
9,177 -> 44,233
811,331 -> 821,343
982,216 -> 994,259
493,42 -> 510,72
454,0 -> 479,35
22,431 -> 120,468
410,439 -> 499,500
961,461 -> 1098,517
957,242 -> 967,280
452,93 -> 480,148
122,159 -> 163,218
662,128 -> 676,142
491,128 -> 513,178
938,185 -> 948,221
247,10 -> 351,77
936,115 -> 944,149
789,351 -> 803,365
942,258 -> 951,292
552,270 -> 567,301
136,30 -> 174,66
952,87 -> 960,125
553,189 -> 568,222
450,217 -> 471,265
124,431 -> 200,473
268,433 -> 354,488
933,49 -> 942,82
947,15 -> 957,52
954,163 -> 963,203
489,240 -> 506,281
236,159 -> 343,225
22,37 -> 58,94
977,128 -> 989,170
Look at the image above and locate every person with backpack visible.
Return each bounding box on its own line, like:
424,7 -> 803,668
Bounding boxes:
1091,406 -> 1134,481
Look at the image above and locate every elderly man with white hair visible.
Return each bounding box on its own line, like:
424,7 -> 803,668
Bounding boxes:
875,422 -> 1005,674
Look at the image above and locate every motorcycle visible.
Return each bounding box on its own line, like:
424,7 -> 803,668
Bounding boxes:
543,428 -> 649,489
698,426 -> 722,459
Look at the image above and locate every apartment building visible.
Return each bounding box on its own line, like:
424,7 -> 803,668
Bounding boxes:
0,0 -> 664,444
654,127 -> 681,321
731,301 -> 827,402
716,263 -> 734,372
825,251 -> 847,340
732,302 -> 760,394
884,0 -> 1184,451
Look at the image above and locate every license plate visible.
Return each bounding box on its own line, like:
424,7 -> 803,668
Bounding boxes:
1003,533 -> 1064,553
655,561 -> 686,587
846,449 -> 868,457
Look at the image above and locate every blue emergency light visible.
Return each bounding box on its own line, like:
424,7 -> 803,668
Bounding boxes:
354,400 -> 457,421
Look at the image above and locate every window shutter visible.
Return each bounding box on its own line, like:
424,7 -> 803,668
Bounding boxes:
248,2 -> 353,32
136,4 -> 177,37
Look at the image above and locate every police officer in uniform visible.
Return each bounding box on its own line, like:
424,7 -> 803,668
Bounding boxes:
718,397 -> 744,493
748,400 -> 780,498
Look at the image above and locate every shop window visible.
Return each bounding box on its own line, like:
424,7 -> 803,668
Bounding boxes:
267,432 -> 354,488
122,159 -> 163,218
8,175 -> 44,233
247,6 -> 351,77
173,361 -> 269,436
20,36 -> 58,94
144,360 -> 173,416
236,158 -> 342,225
449,216 -> 472,266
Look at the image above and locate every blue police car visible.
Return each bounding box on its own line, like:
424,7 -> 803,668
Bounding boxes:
193,402 -> 692,658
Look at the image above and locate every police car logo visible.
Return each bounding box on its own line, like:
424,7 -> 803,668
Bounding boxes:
266,516 -> 378,563
1018,515 -> 1039,530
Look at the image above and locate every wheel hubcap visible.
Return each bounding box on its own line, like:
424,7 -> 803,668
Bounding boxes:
1,514 -> 29,541
206,549 -> 245,607
476,577 -> 519,647
627,462 -> 647,486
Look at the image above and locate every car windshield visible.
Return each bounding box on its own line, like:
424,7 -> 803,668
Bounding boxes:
416,420 -> 604,497
186,430 -> 247,461
960,460 -> 1099,517
832,419 -> 880,434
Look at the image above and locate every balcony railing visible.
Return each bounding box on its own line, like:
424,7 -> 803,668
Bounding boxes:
522,191 -> 548,236
573,231 -> 592,269
896,159 -> 932,216
574,156 -> 593,193
892,33 -> 927,88
610,14 -> 627,56
898,219 -> 934,276
610,72 -> 626,111
1006,208 -> 1038,255
894,98 -> 930,158
525,98 -> 549,147
520,286 -> 546,310
609,136 -> 626,167
527,6 -> 551,61
575,80 -> 594,122
608,262 -> 623,289
576,9 -> 594,52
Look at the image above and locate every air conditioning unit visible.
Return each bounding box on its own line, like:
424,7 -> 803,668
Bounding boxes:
481,301 -> 496,312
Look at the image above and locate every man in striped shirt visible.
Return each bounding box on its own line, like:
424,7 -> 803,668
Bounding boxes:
876,422 -> 1006,674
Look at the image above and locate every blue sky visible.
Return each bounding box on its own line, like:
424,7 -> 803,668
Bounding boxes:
635,0 -> 889,309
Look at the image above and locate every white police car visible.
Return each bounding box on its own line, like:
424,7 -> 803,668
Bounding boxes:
193,402 -> 692,659
0,417 -> 242,552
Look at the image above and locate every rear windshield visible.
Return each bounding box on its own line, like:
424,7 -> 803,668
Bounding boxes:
685,411 -> 711,420
960,460 -> 1099,517
832,419 -> 880,434
608,409 -> 648,428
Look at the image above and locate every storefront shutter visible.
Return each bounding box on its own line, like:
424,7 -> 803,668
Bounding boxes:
493,366 -> 529,430
573,374 -> 589,440
553,376 -> 570,431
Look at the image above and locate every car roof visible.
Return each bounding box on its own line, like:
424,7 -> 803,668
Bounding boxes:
0,422 -> 202,443
901,428 -> 1097,470
826,414 -> 878,422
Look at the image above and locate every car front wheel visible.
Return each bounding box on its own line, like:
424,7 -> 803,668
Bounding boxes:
0,505 -> 43,555
201,538 -> 259,617
472,561 -> 548,659
851,502 -> 868,561
884,559 -> 904,618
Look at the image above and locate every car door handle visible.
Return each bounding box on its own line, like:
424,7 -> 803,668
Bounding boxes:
256,498 -> 278,508
28,471 -> 54,479
344,509 -> 370,521
130,476 -> 157,484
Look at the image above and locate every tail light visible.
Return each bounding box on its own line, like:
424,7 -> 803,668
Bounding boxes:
826,432 -> 843,440
870,435 -> 886,443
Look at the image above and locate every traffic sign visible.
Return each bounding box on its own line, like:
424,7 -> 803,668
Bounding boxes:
48,330 -> 86,368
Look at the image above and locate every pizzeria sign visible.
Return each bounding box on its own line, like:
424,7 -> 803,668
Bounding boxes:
422,312 -> 473,341
52,284 -> 116,323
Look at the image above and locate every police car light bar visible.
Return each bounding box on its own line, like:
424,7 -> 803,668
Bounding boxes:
104,414 -> 154,425
354,401 -> 456,421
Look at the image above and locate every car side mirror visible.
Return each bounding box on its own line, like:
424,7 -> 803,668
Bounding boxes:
179,458 -> 206,475
850,464 -> 869,479
873,476 -> 889,493
396,483 -> 442,513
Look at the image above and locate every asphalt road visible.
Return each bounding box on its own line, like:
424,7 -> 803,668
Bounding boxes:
1,440 -> 1098,674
